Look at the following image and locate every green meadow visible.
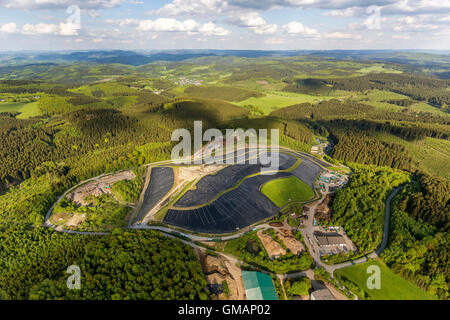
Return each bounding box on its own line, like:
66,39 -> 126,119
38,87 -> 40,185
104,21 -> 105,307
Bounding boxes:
0,101 -> 40,119
261,176 -> 314,207
334,260 -> 436,300
235,92 -> 331,114
375,133 -> 450,179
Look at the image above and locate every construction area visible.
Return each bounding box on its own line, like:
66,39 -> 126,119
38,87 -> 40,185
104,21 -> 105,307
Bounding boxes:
257,228 -> 304,259
257,231 -> 286,259
66,171 -> 136,206
198,250 -> 245,300
276,229 -> 304,255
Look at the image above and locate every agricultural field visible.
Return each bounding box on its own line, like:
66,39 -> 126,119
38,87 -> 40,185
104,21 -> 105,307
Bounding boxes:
0,101 -> 40,118
334,260 -> 436,300
374,133 -> 450,179
234,92 -> 331,114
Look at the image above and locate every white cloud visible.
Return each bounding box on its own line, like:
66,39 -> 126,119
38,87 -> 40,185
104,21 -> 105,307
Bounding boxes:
21,23 -> 59,35
21,22 -> 78,36
153,0 -> 398,16
198,22 -> 230,36
137,18 -> 199,32
282,21 -> 319,36
393,15 -> 441,32
253,23 -> 278,34
323,7 -> 363,17
324,32 -> 362,39
109,17 -> 231,36
59,22 -> 79,36
152,0 -> 228,16
235,12 -> 278,35
0,22 -> 18,34
0,0 -> 125,10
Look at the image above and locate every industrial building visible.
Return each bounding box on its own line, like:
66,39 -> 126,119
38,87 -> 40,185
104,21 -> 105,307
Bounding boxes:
241,271 -> 278,300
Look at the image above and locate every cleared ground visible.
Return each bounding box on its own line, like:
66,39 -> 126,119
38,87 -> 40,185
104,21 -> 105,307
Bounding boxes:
261,176 -> 314,207
135,167 -> 174,222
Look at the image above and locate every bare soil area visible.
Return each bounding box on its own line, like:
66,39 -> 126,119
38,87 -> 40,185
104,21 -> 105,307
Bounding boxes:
176,164 -> 228,185
67,171 -> 135,206
276,228 -> 304,255
257,231 -> 286,259
198,251 -> 245,300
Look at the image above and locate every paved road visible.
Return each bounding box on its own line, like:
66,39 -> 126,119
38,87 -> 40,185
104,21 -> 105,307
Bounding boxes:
377,186 -> 403,256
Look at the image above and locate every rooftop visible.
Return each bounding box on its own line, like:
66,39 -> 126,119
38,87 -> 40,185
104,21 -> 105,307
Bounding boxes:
311,288 -> 336,300
241,271 -> 278,300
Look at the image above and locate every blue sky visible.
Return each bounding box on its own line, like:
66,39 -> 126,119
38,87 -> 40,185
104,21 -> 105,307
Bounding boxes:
0,0 -> 449,51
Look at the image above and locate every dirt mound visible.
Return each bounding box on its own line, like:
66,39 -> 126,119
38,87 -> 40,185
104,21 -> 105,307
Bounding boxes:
199,252 -> 244,300
269,222 -> 283,227
257,231 -> 286,259
67,171 -> 135,206
276,229 -> 304,255
315,194 -> 333,222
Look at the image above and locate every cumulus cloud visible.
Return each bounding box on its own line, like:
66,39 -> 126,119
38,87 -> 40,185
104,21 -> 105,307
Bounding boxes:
0,22 -> 18,34
233,12 -> 278,34
198,22 -> 230,36
133,18 -> 231,36
21,22 -> 78,35
282,21 -> 319,36
137,18 -> 199,32
393,14 -> 445,32
152,0 -> 229,16
0,0 -> 125,10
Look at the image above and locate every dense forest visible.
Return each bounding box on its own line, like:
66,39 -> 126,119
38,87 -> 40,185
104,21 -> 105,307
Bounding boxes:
328,164 -> 410,253
0,227 -> 208,300
381,174 -> 450,299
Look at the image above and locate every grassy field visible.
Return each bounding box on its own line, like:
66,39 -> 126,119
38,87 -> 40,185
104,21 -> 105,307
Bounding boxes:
351,89 -> 448,115
0,101 -> 40,118
261,176 -> 314,207
234,92 -> 331,114
375,133 -> 450,179
334,259 -> 436,300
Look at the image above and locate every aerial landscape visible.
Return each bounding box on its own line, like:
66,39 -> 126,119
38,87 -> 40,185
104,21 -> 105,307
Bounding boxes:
0,0 -> 449,306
